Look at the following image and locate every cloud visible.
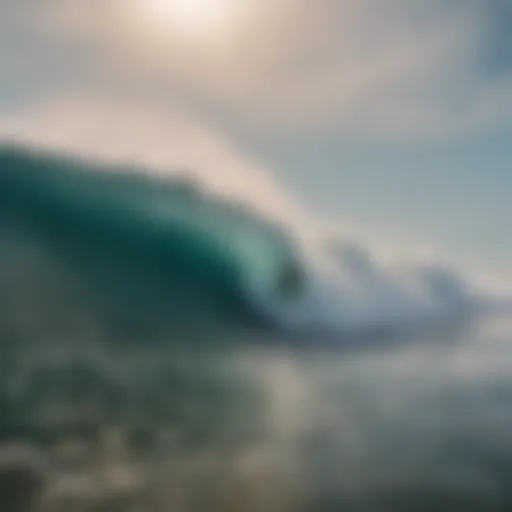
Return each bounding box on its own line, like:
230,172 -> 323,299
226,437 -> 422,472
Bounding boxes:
2,0 -> 512,142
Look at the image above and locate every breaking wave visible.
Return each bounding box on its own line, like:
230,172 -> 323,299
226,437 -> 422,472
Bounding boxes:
0,143 -> 310,341
0,143 -> 507,345
2,143 -> 512,512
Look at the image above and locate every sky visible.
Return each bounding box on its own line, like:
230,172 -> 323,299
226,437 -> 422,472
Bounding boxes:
1,0 -> 512,279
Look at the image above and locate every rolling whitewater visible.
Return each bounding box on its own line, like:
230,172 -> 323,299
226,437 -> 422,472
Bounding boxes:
1,143 -> 512,511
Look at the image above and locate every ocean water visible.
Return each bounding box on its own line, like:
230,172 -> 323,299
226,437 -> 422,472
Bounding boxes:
1,144 -> 512,511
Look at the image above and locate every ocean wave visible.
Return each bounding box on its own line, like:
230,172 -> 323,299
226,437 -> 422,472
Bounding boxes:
0,143 -> 308,340
0,143 -> 508,344
1,143 -> 512,511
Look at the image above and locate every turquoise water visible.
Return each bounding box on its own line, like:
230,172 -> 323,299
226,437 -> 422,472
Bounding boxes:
1,145 -> 512,511
0,145 -> 307,338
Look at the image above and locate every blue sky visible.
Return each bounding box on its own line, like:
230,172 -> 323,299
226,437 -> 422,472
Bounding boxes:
248,130 -> 512,276
1,0 -> 512,279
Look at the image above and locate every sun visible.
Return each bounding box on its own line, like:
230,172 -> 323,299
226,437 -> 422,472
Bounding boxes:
138,0 -> 242,40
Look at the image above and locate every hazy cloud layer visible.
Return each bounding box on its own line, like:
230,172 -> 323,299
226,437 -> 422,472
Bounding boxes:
1,0 -> 512,140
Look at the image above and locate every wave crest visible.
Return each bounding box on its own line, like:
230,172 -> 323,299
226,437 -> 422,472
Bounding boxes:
0,143 -> 507,343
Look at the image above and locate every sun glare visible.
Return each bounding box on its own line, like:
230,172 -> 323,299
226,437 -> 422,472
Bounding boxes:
139,0 -> 242,40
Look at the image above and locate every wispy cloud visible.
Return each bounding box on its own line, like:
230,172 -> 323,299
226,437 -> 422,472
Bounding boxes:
2,0 -> 512,142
